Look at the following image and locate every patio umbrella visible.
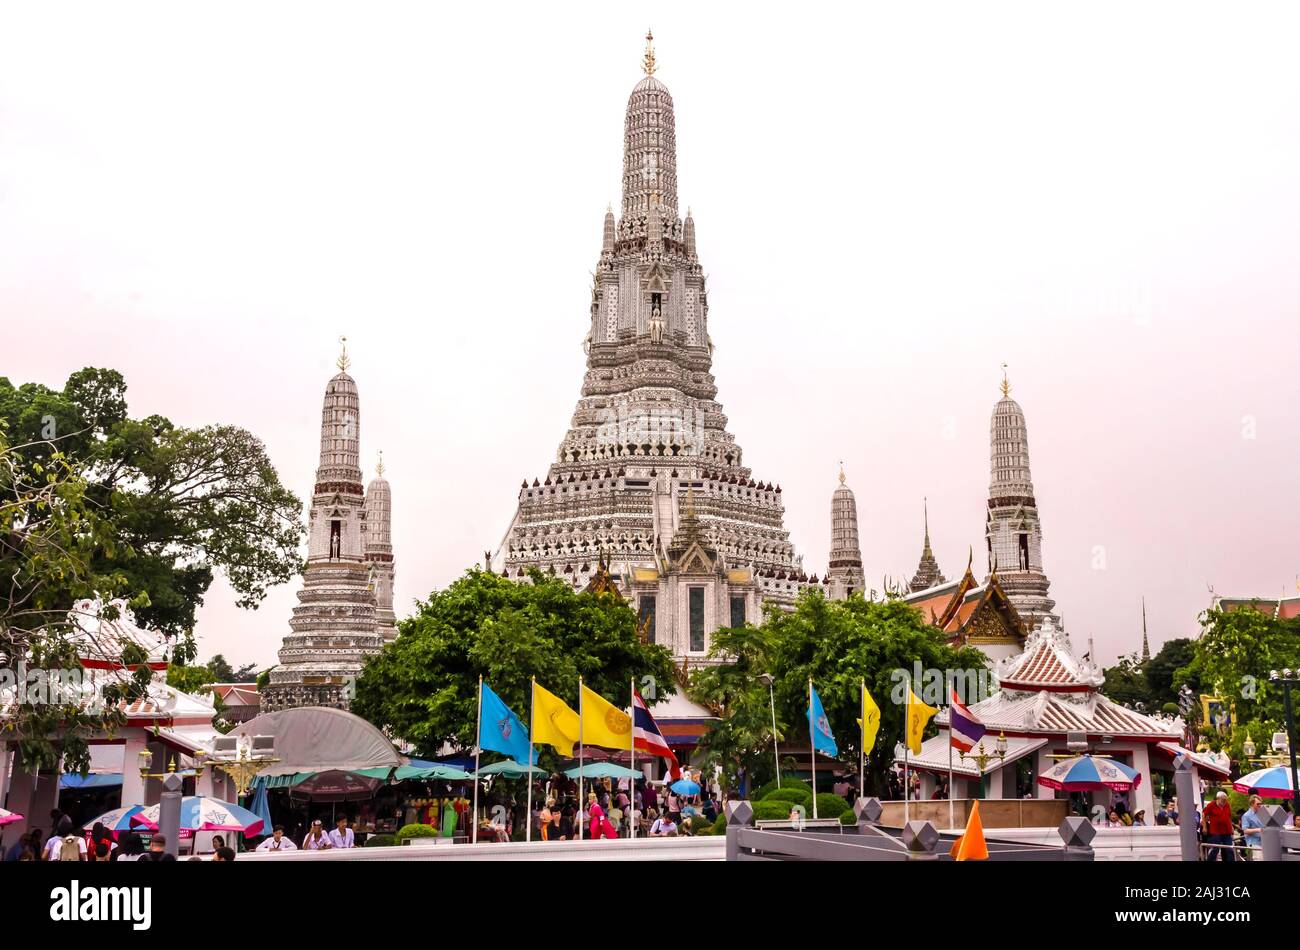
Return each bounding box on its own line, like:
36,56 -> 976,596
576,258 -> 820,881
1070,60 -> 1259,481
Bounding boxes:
1233,765 -> 1295,799
476,759 -> 547,778
84,804 -> 147,833
131,796 -> 267,836
1037,754 -> 1142,792
247,778 -> 274,835
287,769 -> 384,802
0,807 -> 23,827
670,778 -> 702,796
563,762 -> 642,780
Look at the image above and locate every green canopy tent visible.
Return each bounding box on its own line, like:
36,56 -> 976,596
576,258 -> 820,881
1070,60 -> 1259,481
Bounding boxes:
475,760 -> 547,778
562,762 -> 642,780
353,764 -> 474,782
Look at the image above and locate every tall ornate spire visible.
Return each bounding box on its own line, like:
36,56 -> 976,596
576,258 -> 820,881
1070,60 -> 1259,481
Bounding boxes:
1141,596 -> 1151,662
909,498 -> 946,592
265,346 -> 382,712
622,32 -> 678,220
642,29 -> 656,76
827,465 -> 865,600
985,371 -> 1057,629
365,452 -> 397,643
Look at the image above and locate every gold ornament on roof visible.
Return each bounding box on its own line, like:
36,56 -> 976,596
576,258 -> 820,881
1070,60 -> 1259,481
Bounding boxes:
1000,362 -> 1010,397
337,335 -> 351,372
376,450 -> 385,477
838,461 -> 846,485
643,29 -> 656,76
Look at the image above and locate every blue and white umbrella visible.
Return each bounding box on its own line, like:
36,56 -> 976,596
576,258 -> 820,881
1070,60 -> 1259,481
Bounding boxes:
1233,765 -> 1295,800
131,796 -> 267,836
1038,754 -> 1142,792
85,803 -> 147,832
670,778 -> 702,796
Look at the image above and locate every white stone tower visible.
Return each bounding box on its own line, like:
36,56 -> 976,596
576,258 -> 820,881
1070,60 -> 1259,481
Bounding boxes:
498,34 -> 809,656
826,466 -> 865,600
984,368 -> 1057,630
365,452 -> 397,643
263,340 -> 383,712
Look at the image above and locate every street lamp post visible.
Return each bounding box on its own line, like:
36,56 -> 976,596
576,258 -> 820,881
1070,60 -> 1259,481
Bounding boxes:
1269,670 -> 1299,810
138,751 -> 202,858
960,732 -> 1009,797
758,673 -> 780,790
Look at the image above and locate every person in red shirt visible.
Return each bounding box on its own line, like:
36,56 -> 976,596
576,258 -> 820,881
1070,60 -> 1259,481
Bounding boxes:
1201,790 -> 1236,862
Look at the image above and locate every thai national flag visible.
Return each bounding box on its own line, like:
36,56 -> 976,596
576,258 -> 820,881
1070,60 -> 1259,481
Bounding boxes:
632,688 -> 682,780
948,688 -> 987,753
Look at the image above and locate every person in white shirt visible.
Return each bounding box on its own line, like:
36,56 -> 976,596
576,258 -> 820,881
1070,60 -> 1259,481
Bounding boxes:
256,826 -> 298,852
649,815 -> 677,837
302,819 -> 331,850
327,816 -> 355,849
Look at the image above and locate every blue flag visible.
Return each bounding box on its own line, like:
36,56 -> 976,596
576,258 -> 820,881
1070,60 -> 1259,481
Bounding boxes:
478,683 -> 536,765
808,684 -> 839,756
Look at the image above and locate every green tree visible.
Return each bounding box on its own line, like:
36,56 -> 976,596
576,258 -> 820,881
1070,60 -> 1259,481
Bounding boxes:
351,568 -> 677,759
1101,653 -> 1152,711
0,368 -> 305,641
691,591 -> 990,797
1183,606 -> 1300,753
1144,637 -> 1197,709
0,438 -> 148,774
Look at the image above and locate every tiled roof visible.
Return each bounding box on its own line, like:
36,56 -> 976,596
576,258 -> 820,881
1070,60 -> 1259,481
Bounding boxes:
968,690 -> 1182,740
995,620 -> 1103,692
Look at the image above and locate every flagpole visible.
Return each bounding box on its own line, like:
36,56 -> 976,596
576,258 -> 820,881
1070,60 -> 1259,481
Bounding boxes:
903,683 -> 910,828
577,676 -> 585,842
947,695 -> 955,831
859,679 -> 865,803
473,674 -> 482,845
809,678 -> 817,821
629,676 -> 636,841
526,677 -> 535,843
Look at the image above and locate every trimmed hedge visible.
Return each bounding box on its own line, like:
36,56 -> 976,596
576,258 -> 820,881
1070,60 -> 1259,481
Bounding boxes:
762,786 -> 813,806
709,814 -> 727,835
365,833 -> 398,848
814,793 -> 852,819
396,823 -> 438,841
752,800 -> 801,822
752,778 -> 813,802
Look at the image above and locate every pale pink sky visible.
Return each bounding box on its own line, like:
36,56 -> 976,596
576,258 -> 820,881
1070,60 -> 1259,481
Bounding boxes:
3,3 -> 1297,670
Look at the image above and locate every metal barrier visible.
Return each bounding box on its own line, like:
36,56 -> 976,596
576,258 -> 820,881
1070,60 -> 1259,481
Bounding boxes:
724,798 -> 1095,862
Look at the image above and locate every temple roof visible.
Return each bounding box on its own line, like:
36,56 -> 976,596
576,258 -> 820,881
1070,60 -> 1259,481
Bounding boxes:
994,619 -> 1103,692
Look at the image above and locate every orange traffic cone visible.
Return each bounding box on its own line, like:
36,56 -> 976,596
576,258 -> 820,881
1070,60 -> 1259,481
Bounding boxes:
950,799 -> 989,861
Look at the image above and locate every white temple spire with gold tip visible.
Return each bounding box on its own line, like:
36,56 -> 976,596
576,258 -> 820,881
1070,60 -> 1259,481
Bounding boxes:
643,29 -> 656,76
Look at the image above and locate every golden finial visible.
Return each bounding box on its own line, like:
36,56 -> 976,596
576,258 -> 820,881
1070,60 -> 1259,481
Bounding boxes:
838,461 -> 845,485
1000,362 -> 1010,397
643,29 -> 656,76
376,450 -> 385,477
337,335 -> 351,372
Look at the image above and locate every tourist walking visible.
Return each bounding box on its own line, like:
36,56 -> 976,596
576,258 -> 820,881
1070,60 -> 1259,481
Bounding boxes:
1201,790 -> 1236,862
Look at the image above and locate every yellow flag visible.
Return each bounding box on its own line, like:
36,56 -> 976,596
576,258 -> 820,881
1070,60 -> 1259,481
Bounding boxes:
856,684 -> 881,755
905,685 -> 937,754
532,681 -> 580,756
580,683 -> 634,750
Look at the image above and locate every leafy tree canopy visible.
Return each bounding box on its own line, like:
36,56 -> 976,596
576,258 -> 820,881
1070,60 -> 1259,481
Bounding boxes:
0,368 -> 305,642
690,591 -> 990,797
351,568 -> 678,760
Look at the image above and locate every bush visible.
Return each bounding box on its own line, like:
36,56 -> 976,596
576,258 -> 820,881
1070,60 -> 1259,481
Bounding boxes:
762,786 -> 813,806
839,812 -> 857,826
709,814 -> 727,835
365,834 -> 398,848
396,823 -> 438,841
684,817 -> 713,836
814,793 -> 851,820
752,800 -> 799,822
752,778 -> 813,802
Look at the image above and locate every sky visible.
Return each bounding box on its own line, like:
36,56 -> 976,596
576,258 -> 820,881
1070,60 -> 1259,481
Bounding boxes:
2,2 -> 1298,670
